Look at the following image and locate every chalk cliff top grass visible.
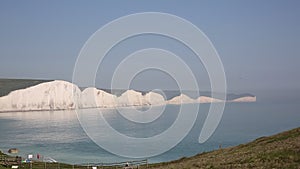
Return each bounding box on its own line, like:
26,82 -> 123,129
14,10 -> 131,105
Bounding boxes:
149,127 -> 300,169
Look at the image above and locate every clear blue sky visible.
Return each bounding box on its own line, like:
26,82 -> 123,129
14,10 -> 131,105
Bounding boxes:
0,1 -> 299,101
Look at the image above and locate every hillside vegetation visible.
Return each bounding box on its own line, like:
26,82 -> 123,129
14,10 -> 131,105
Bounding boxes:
0,79 -> 51,97
150,127 -> 300,169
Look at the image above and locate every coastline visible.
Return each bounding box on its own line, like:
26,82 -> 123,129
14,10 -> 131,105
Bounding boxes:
0,80 -> 255,113
0,101 -> 255,113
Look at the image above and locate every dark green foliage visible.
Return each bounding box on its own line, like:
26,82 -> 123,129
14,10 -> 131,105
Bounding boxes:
0,79 -> 52,97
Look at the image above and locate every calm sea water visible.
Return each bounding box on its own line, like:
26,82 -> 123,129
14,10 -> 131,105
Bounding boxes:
0,102 -> 300,164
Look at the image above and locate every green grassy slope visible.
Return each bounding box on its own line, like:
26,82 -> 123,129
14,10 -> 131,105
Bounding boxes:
0,151 -> 9,169
150,127 -> 300,169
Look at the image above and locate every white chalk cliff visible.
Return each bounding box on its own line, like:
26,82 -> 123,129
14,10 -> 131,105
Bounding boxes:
144,92 -> 165,106
167,95 -> 224,104
197,96 -> 223,103
0,80 -> 256,112
0,80 -> 81,112
80,89 -> 166,108
167,94 -> 196,104
231,96 -> 256,102
116,90 -> 166,107
116,90 -> 145,107
80,87 -> 117,108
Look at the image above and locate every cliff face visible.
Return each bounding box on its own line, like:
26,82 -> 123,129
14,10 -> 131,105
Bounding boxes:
167,95 -> 226,104
0,80 -> 256,112
0,80 -> 81,112
144,92 -> 165,106
80,89 -> 166,108
115,90 -> 166,106
79,87 -> 118,108
167,94 -> 196,104
197,96 -> 223,103
116,90 -> 145,107
232,96 -> 257,102
97,89 -> 118,108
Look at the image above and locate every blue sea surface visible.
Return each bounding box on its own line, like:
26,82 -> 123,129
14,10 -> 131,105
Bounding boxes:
0,102 -> 300,164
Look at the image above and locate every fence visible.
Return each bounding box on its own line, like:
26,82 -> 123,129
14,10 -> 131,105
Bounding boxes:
80,159 -> 148,169
1,156 -> 148,169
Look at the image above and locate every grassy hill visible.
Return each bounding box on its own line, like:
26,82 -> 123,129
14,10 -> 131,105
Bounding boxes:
149,127 -> 300,169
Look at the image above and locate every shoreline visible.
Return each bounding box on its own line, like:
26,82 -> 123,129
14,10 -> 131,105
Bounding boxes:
0,101 -> 256,114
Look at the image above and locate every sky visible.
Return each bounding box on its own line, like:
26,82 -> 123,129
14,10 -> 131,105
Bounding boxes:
0,1 -> 300,101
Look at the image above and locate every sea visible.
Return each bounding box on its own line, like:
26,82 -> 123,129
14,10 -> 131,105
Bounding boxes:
0,102 -> 300,164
